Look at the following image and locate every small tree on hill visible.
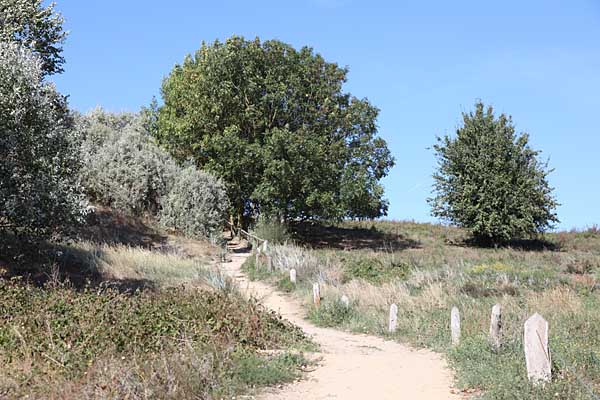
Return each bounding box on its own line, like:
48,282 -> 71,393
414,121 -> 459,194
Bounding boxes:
428,101 -> 559,245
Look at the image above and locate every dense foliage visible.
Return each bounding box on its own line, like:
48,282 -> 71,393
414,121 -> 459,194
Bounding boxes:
429,101 -> 559,244
155,36 -> 394,226
160,166 -> 229,239
251,216 -> 290,244
77,109 -> 230,237
0,43 -> 85,241
78,111 -> 179,215
0,0 -> 67,75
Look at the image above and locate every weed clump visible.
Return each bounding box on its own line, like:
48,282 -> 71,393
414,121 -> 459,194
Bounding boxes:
308,298 -> 356,327
345,258 -> 411,284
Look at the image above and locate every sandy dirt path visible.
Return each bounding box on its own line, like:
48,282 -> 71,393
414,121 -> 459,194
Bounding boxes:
221,246 -> 461,400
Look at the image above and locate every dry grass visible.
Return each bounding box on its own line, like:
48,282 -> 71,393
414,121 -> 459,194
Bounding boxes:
70,241 -> 217,288
268,243 -> 345,286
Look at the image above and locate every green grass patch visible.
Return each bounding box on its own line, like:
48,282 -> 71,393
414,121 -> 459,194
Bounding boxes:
344,257 -> 411,284
242,253 -> 274,281
307,298 -> 356,328
232,350 -> 306,386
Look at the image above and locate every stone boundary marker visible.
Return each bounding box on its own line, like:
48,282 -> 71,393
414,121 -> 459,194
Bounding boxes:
450,307 -> 553,384
313,282 -> 321,307
524,313 -> 551,385
289,268 -> 297,284
451,307 -> 461,346
489,304 -> 502,351
340,295 -> 350,308
389,304 -> 398,333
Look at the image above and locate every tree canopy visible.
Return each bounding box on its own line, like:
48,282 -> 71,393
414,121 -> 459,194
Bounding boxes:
428,101 -> 559,244
0,0 -> 67,75
155,36 -> 394,226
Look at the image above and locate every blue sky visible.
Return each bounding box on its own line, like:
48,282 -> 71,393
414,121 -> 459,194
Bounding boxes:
52,0 -> 600,230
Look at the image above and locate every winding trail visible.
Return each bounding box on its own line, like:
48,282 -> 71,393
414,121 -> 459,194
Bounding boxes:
221,244 -> 461,400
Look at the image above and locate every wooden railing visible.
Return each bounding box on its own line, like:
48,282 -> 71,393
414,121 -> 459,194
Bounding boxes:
226,221 -> 268,250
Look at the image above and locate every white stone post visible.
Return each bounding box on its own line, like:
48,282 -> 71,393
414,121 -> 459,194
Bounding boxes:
388,304 -> 398,333
313,282 -> 320,307
340,295 -> 350,308
451,307 -> 461,346
489,304 -> 502,351
289,268 -> 297,284
524,313 -> 551,384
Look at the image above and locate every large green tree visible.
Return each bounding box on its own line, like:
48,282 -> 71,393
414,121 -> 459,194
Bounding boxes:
0,0 -> 67,75
429,101 -> 559,244
155,36 -> 394,227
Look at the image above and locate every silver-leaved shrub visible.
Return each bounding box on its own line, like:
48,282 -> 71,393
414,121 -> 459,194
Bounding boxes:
160,166 -> 229,239
78,112 -> 179,216
78,109 -> 229,238
0,43 -> 86,240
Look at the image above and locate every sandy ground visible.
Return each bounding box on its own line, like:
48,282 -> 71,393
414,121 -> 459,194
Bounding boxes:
221,245 -> 462,400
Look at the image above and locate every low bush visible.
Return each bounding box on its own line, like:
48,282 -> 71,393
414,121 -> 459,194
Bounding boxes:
344,257 -> 411,284
565,257 -> 597,275
80,126 -> 179,216
231,350 -> 307,386
159,166 -> 229,239
252,216 -> 290,244
307,298 -> 356,328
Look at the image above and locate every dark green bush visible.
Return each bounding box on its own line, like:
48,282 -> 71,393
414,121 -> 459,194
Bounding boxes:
307,298 -> 355,327
231,350 -> 306,386
345,258 -> 411,283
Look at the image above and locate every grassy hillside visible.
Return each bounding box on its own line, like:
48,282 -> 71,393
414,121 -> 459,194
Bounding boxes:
0,209 -> 313,399
244,220 -> 600,399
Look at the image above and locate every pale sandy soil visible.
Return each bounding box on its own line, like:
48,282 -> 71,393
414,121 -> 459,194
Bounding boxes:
221,244 -> 463,400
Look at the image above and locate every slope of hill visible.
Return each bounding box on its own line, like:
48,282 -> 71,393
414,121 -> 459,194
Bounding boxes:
0,209 -> 314,399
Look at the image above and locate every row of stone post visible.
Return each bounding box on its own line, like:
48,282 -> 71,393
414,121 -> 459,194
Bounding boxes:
303,273 -> 550,386
450,305 -> 501,349
450,304 -> 551,385
311,282 -> 350,310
